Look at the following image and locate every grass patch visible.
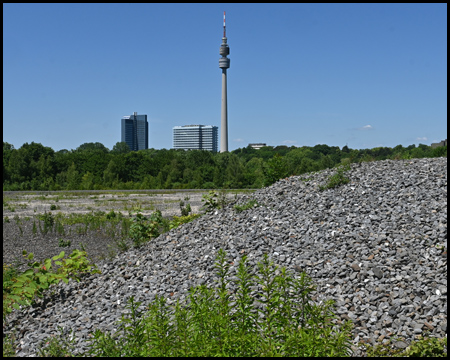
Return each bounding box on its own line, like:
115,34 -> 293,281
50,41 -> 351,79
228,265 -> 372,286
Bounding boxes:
319,164 -> 351,191
234,199 -> 259,213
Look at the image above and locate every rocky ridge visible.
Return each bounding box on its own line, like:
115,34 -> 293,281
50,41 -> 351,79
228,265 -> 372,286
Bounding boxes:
4,157 -> 447,356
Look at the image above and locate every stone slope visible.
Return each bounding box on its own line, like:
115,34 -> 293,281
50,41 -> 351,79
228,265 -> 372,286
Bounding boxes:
4,157 -> 447,356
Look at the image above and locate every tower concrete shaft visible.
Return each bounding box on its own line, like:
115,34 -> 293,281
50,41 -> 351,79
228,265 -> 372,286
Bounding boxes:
221,68 -> 228,152
219,11 -> 230,152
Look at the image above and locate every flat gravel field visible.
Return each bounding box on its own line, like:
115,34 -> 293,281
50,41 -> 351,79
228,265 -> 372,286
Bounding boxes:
3,190 -> 243,272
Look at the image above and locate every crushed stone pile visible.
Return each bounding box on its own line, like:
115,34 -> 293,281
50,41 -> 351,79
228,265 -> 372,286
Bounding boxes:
4,157 -> 447,356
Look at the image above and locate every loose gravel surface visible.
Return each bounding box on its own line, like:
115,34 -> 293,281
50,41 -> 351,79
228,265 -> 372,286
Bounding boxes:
3,190 -> 212,220
3,190 -> 236,273
3,158 -> 447,356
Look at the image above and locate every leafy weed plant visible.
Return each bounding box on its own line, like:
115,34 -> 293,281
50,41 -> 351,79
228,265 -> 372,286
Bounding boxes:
3,249 -> 100,320
201,190 -> 230,213
58,238 -> 71,248
179,196 -> 192,216
83,250 -> 353,357
37,211 -> 54,234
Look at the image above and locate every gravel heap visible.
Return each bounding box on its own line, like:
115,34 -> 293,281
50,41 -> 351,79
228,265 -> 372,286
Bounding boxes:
4,157 -> 447,356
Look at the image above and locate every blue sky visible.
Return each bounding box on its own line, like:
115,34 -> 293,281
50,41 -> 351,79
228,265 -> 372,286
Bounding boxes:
3,3 -> 447,152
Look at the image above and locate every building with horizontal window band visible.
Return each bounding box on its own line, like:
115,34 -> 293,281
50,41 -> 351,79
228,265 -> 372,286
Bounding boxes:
173,125 -> 218,152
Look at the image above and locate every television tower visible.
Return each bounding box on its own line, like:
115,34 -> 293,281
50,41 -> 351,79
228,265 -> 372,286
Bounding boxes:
219,11 -> 230,152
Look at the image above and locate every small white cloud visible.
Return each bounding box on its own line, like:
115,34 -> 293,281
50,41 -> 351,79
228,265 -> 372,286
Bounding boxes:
233,138 -> 244,143
282,140 -> 297,145
416,137 -> 428,142
358,125 -> 373,130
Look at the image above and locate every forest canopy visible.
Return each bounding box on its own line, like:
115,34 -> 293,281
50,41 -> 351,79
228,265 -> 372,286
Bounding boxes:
3,141 -> 447,191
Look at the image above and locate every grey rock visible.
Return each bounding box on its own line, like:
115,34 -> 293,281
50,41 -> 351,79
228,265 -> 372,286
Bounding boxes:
394,340 -> 409,349
372,267 -> 383,279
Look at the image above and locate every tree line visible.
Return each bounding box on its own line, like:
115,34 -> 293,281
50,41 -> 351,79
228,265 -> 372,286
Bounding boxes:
3,141 -> 447,191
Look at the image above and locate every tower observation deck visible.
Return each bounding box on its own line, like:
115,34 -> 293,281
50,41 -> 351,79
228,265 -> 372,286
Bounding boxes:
219,11 -> 230,152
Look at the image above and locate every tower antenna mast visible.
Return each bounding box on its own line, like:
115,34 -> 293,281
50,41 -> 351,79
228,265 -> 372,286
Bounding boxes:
223,11 -> 226,38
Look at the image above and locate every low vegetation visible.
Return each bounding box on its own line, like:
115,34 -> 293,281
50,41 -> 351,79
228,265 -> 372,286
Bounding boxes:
318,163 -> 351,191
234,199 -> 259,213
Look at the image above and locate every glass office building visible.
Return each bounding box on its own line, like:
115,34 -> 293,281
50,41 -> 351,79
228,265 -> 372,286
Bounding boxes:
121,112 -> 148,151
173,125 -> 218,152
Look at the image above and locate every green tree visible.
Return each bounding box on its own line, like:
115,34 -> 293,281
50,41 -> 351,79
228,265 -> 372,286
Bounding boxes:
297,157 -> 320,174
76,142 -> 109,153
183,168 -> 194,185
3,142 -> 15,184
263,153 -> 289,186
186,150 -> 215,169
66,162 -> 80,190
7,142 -> 54,187
37,154 -> 55,182
319,154 -> 334,170
244,157 -> 265,188
226,154 -> 245,188
123,152 -> 146,182
7,148 -> 31,185
111,141 -> 131,154
285,147 -> 315,175
81,171 -> 95,190
103,159 -> 119,187
155,172 -> 164,189
410,147 -> 425,158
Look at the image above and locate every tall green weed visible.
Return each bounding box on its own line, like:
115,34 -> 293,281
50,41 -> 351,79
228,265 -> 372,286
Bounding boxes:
84,250 -> 353,357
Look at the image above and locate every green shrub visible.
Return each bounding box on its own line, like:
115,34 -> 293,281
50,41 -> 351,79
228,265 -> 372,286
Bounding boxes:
129,210 -> 165,248
319,164 -> 350,191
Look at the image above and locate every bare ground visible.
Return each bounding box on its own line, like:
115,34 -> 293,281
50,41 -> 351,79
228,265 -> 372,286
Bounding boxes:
3,190 -> 247,273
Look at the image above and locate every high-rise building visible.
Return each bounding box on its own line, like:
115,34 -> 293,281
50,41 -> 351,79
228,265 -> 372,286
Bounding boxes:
121,112 -> 148,151
219,11 -> 230,152
173,125 -> 218,152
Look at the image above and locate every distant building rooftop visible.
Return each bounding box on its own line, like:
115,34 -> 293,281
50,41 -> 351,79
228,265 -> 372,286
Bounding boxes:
431,139 -> 447,148
249,143 -> 267,150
